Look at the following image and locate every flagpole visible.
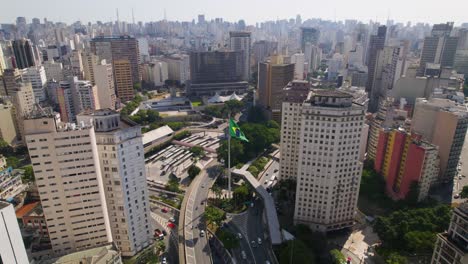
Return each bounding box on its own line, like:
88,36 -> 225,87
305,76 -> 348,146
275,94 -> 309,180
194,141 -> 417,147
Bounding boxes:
228,111 -> 231,199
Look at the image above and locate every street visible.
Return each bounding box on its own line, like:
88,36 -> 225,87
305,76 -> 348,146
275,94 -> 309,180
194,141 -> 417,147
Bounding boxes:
150,210 -> 179,264
184,161 -> 220,264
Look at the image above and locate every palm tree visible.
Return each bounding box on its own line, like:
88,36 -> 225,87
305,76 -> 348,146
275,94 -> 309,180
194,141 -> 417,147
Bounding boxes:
155,240 -> 166,255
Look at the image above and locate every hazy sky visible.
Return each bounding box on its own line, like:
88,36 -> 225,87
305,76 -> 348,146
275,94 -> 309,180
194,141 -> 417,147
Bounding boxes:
1,0 -> 467,25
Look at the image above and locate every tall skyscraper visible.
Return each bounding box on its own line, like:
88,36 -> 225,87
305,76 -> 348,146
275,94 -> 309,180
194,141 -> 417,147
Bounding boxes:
12,82 -> 35,142
0,68 -> 22,96
12,39 -> 37,69
72,77 -> 99,113
90,36 -> 140,102
291,53 -> 305,80
431,203 -> 468,264
43,60 -> 64,82
411,98 -> 468,183
280,89 -> 365,232
21,65 -> 47,102
300,27 -> 320,52
368,46 -> 400,112
77,110 -> 153,256
258,56 -> 295,122
188,51 -> 248,96
93,60 -> 116,110
24,116 -> 113,256
418,22 -> 458,76
365,26 -> 387,95
0,102 -> 18,145
57,80 -> 75,123
229,31 -> 251,81
0,201 -> 30,264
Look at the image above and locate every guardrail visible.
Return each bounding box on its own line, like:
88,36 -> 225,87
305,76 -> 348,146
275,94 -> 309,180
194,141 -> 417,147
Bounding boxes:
207,229 -> 234,264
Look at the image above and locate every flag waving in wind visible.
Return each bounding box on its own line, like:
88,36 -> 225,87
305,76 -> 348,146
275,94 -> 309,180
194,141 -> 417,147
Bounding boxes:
229,119 -> 249,142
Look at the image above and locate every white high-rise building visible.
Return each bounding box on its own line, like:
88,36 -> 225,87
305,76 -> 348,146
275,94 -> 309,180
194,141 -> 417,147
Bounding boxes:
72,77 -> 99,113
280,89 -> 365,232
0,201 -> 29,264
24,116 -> 113,256
22,65 -> 47,102
229,31 -> 251,81
142,60 -> 168,86
162,54 -> 190,84
43,60 -> 64,82
93,59 -> 116,109
291,53 -> 305,80
77,110 -> 153,257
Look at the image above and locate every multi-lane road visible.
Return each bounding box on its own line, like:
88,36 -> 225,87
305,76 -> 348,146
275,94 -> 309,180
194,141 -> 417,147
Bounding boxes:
184,161 -> 220,264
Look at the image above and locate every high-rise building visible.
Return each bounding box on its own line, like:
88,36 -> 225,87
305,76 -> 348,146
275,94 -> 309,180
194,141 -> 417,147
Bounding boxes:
411,98 -> 468,183
12,39 -> 36,69
77,110 -> 153,256
280,89 -> 366,232
374,129 -> 439,201
300,27 -> 320,52
72,77 -> 99,113
21,65 -> 47,102
12,82 -> 35,142
365,26 -> 387,95
229,31 -> 251,81
0,201 -> 30,264
0,68 -> 22,96
304,43 -> 322,72
70,50 -> 84,79
43,60 -> 64,82
418,22 -> 458,76
57,80 -> 75,123
90,36 -> 140,102
291,53 -> 305,80
93,59 -> 116,110
0,102 -> 18,145
81,51 -> 100,84
431,203 -> 468,264
258,56 -> 295,122
24,116 -> 113,256
113,59 -> 134,102
161,54 -> 190,84
188,51 -> 248,96
368,46 -> 400,112
141,60 -> 168,87
252,40 -> 278,66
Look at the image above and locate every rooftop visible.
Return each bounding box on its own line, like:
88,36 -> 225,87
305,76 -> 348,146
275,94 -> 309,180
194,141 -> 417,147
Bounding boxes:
0,200 -> 11,210
142,125 -> 174,145
311,89 -> 353,98
16,202 -> 40,218
43,243 -> 120,264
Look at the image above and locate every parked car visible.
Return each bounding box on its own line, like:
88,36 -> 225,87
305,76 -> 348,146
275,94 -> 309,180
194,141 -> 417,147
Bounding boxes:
251,241 -> 257,248
241,251 -> 247,260
257,238 -> 262,245
169,217 -> 176,223
161,207 -> 168,213
200,230 -> 205,237
454,193 -> 460,199
237,233 -> 242,239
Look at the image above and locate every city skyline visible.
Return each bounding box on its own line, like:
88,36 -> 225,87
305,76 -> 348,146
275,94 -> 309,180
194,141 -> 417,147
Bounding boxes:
1,0 -> 468,25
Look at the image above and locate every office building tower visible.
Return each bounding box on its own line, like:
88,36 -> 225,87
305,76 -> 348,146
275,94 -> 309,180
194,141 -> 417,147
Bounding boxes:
188,51 -> 248,96
90,36 -> 140,102
141,60 -> 168,86
229,31 -> 251,81
418,22 -> 458,76
0,69 -> 22,96
22,65 -> 47,102
365,26 -> 387,95
113,59 -> 134,102
374,129 -> 439,201
252,40 -> 278,66
411,98 -> 468,183
81,52 -> 100,84
0,201 -> 29,264
93,60 -> 116,110
304,43 -> 322,72
258,56 -> 295,122
368,46 -> 400,112
431,203 -> 467,264
279,81 -> 311,182
70,50 -> 84,79
77,110 -> 153,256
0,102 -> 18,145
43,60 -> 64,82
72,77 -> 99,113
291,53 -> 305,80
300,27 -> 320,52
12,82 -> 35,142
0,43 -> 6,75
24,116 -> 112,256
12,39 -> 36,69
280,89 -> 365,232
161,54 -> 190,84
57,80 -> 75,122
198,14 -> 205,24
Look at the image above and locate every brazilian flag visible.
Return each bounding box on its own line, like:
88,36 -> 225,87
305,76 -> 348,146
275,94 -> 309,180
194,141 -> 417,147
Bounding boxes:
229,119 -> 249,142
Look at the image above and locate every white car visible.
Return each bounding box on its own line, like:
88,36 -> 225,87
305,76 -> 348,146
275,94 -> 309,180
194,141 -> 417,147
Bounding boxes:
200,230 -> 205,237
241,251 -> 247,260
257,238 -> 262,245
162,257 -> 167,264
454,193 -> 460,199
237,233 -> 242,239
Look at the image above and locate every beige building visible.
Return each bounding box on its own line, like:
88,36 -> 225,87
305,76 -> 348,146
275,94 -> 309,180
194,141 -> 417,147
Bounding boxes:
93,60 -> 116,110
81,52 -> 100,84
12,82 -> 36,142
280,89 -> 365,232
77,110 -> 153,256
113,60 -> 134,102
0,68 -> 22,96
431,203 -> 467,264
0,102 -> 18,144
24,117 -> 112,256
411,98 -> 468,182
258,56 -> 295,122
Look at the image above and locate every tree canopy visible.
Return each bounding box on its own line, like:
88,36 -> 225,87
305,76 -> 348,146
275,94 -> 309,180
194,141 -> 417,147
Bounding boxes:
279,240 -> 315,264
460,185 -> 468,198
120,95 -> 143,116
330,249 -> 346,264
187,165 -> 201,180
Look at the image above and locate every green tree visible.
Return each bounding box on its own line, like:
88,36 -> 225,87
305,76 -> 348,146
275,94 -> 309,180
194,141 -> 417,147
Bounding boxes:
133,82 -> 142,91
187,165 -> 201,180
233,183 -> 250,207
189,146 -> 205,158
386,252 -> 408,264
216,229 -> 239,249
155,240 -> 166,255
166,178 -> 180,193
211,185 -> 223,199
279,240 -> 315,264
22,165 -> 35,183
460,185 -> 468,198
6,156 -> 20,168
204,206 -> 226,226
247,105 -> 266,123
224,100 -> 244,117
404,231 -> 436,253
330,249 -> 346,264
